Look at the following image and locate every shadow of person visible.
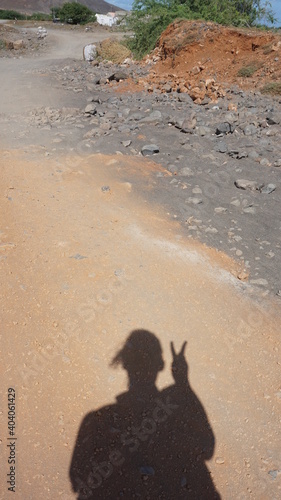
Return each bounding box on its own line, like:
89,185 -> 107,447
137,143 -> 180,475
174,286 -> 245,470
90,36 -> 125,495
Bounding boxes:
69,329 -> 220,499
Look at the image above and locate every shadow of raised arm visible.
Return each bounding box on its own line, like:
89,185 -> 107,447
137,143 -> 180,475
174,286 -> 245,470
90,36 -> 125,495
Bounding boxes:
171,340 -> 188,386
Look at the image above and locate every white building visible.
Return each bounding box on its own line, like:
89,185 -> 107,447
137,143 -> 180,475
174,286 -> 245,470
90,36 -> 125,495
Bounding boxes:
96,13 -> 117,27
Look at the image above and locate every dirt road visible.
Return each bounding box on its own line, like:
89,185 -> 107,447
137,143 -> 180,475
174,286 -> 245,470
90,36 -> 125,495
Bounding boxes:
0,25 -> 281,499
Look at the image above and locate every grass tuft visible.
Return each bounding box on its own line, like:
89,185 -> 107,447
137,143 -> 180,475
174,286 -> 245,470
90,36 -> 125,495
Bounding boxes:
261,82 -> 281,95
237,61 -> 262,77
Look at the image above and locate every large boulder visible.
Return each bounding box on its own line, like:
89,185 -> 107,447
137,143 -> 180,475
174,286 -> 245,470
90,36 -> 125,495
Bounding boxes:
83,44 -> 97,62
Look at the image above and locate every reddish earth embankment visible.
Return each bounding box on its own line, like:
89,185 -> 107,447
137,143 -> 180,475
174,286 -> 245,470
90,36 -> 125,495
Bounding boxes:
121,21 -> 281,103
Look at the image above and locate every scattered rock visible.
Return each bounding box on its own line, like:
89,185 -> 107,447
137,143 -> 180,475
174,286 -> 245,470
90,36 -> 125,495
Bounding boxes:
141,110 -> 162,123
85,104 -> 97,115
70,253 -> 87,260
260,184 -> 276,194
13,40 -> 24,50
259,158 -> 271,166
216,141 -> 228,153
237,151 -> 248,159
108,70 -> 129,82
167,164 -> 178,174
266,113 -> 280,125
214,207 -> 227,214
243,206 -> 256,214
243,124 -> 257,136
37,27 -> 47,39
141,144 -> 160,156
268,470 -> 280,479
234,179 -> 260,191
197,126 -> 212,136
140,466 -> 155,476
250,278 -> 269,286
192,187 -> 202,194
216,122 -> 234,135
189,86 -> 206,102
178,167 -> 193,177
121,140 -> 131,147
237,270 -> 249,281
162,83 -> 172,93
187,197 -> 203,205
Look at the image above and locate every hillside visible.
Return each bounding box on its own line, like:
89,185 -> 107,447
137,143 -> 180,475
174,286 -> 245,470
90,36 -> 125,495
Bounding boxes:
0,0 -> 122,15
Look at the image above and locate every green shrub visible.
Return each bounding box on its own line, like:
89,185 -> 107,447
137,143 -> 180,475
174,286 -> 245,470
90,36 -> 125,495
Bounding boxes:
0,9 -> 25,20
29,13 -> 51,21
0,9 -> 51,21
126,2 -> 195,59
57,2 -> 96,24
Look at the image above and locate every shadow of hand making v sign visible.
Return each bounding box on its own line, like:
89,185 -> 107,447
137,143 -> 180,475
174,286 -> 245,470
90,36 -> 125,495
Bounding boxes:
70,329 -> 220,499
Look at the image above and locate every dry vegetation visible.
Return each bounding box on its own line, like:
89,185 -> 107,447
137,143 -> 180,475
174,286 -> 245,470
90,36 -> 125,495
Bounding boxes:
97,38 -> 131,64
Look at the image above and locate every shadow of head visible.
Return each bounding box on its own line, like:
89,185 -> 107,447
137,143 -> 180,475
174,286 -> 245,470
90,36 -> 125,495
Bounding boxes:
111,329 -> 164,386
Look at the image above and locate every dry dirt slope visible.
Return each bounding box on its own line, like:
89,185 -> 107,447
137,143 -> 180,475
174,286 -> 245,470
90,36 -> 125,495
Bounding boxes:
125,20 -> 281,99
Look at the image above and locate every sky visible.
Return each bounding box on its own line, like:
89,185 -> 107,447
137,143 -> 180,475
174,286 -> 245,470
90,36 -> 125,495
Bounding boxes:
270,0 -> 281,25
111,0 -> 281,26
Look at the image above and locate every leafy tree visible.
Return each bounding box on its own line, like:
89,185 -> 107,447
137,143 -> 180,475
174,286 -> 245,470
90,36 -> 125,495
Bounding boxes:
196,0 -> 276,25
126,0 -> 193,58
57,2 -> 96,24
51,6 -> 61,19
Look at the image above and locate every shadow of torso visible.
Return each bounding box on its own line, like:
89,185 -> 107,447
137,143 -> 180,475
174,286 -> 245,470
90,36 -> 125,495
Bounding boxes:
70,382 -> 220,499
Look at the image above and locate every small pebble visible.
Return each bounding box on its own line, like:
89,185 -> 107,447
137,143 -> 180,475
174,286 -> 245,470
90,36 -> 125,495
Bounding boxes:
260,184 -> 276,195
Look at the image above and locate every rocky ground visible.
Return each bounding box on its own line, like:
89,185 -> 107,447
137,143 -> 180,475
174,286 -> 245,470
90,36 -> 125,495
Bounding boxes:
0,22 -> 50,57
14,52 -> 281,298
2,21 -> 280,297
1,22 -> 281,500
0,20 -> 116,58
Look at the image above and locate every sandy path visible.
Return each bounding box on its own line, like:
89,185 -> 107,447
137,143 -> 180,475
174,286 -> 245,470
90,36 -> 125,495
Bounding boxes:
0,25 -> 280,500
0,26 -> 121,113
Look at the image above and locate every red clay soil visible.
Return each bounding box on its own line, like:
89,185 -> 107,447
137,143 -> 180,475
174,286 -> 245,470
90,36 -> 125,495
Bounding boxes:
117,20 -> 281,102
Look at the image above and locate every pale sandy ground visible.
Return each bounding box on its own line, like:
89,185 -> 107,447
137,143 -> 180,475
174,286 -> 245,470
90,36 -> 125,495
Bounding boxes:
0,26 -> 281,500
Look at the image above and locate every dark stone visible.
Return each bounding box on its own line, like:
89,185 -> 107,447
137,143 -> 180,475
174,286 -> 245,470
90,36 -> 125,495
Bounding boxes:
216,122 -> 235,135
108,71 -> 129,82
